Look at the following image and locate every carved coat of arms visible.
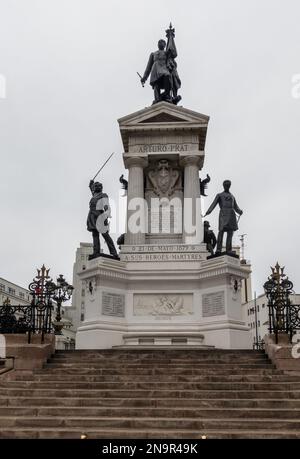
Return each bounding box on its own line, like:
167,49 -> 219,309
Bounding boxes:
147,159 -> 180,198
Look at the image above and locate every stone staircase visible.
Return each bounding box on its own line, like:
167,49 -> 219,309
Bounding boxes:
0,349 -> 300,439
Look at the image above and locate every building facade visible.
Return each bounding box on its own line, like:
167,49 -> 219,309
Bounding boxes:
69,243 -> 93,332
0,278 -> 31,306
242,293 -> 300,345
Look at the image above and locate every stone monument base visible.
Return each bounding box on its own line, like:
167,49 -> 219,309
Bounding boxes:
76,244 -> 252,350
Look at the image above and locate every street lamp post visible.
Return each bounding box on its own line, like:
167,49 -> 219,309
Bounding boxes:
47,274 -> 74,335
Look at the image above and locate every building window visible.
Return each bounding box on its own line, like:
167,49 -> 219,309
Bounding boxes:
258,320 -> 260,327
262,303 -> 265,308
0,284 -> 5,292
19,292 -> 25,299
8,287 -> 15,295
257,305 -> 260,312
81,288 -> 85,297
247,310 -> 249,316
80,313 -> 85,322
81,302 -> 85,310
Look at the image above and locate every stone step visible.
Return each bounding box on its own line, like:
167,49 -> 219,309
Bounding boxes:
49,360 -> 267,366
54,349 -> 265,355
49,356 -> 271,364
0,406 -> 300,419
49,355 -> 269,362
36,367 -> 281,376
14,374 -> 299,384
50,357 -> 270,364
46,360 -> 271,367
14,374 -> 299,386
0,427 -> 299,439
0,416 -> 299,430
2,380 -> 299,390
1,396 -> 300,409
42,363 -> 275,371
1,387 -> 299,399
1,348 -> 299,439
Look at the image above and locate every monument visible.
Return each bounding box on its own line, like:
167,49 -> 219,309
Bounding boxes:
76,25 -> 251,350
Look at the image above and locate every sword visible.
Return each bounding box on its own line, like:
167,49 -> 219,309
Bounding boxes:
91,152 -> 115,181
137,72 -> 144,87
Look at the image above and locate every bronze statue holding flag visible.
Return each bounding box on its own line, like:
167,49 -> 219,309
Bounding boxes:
140,23 -> 181,105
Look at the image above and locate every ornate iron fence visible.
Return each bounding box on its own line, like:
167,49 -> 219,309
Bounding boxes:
0,302 -> 33,335
264,263 -> 300,344
0,265 -> 73,343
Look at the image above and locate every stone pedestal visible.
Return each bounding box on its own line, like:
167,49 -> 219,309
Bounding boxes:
76,102 -> 251,350
264,334 -> 300,372
2,334 -> 55,372
76,248 -> 251,350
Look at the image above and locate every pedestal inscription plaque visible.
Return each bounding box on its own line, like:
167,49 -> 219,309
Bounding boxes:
202,291 -> 225,317
102,292 -> 125,317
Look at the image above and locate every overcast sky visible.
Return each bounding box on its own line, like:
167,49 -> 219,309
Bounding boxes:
0,0 -> 299,295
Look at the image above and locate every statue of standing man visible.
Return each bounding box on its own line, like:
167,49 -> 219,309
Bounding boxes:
204,180 -> 243,256
140,23 -> 181,105
87,180 -> 118,260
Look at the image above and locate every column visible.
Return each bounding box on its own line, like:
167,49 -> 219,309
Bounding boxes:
180,156 -> 203,245
124,157 -> 148,245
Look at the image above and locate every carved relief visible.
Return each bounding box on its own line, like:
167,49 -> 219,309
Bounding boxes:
230,277 -> 242,292
230,277 -> 242,301
133,294 -> 193,316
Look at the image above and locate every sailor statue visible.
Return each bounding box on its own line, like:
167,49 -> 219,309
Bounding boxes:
87,180 -> 118,259
204,180 -> 243,256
